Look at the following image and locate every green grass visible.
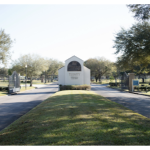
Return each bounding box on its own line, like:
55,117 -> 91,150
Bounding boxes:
0,81 -> 8,87
134,91 -> 150,96
20,81 -> 52,85
92,79 -> 121,85
0,91 -> 8,96
1,90 -> 150,145
20,86 -> 35,92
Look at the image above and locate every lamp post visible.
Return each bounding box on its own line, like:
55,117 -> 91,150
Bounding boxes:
25,65 -> 27,90
45,71 -> 46,84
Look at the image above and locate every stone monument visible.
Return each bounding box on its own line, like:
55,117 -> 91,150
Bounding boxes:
58,56 -> 90,85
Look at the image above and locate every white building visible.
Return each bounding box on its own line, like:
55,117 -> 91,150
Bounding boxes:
58,56 -> 90,85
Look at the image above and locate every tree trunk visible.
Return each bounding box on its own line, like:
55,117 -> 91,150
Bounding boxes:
142,78 -> 144,83
98,74 -> 101,82
95,76 -> 98,82
95,78 -> 97,82
30,77 -> 32,87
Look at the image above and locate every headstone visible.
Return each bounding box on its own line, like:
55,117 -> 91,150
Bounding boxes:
9,71 -> 21,94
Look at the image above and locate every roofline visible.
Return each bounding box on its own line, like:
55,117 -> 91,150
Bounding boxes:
84,66 -> 90,70
58,66 -> 65,70
65,55 -> 84,62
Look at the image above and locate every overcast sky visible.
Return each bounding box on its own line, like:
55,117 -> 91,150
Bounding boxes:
0,1 -> 138,67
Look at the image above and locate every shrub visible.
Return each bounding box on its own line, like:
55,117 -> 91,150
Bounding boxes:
21,81 -> 30,83
134,86 -> 150,91
0,87 -> 8,91
109,82 -> 120,87
59,85 -> 91,91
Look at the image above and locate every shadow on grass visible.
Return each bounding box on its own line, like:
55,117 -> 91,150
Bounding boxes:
0,91 -> 8,96
0,92 -> 150,145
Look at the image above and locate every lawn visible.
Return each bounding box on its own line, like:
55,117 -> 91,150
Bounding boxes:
0,81 -> 8,87
92,79 -> 121,85
20,80 -> 52,85
0,90 -> 150,145
20,86 -> 35,92
0,91 -> 8,96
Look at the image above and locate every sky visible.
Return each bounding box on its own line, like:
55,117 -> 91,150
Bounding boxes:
0,1 -> 138,67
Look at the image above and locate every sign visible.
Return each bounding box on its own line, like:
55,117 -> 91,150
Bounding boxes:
68,61 -> 81,71
133,80 -> 139,86
69,73 -> 80,79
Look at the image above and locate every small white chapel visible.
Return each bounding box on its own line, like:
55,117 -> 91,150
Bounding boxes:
58,56 -> 90,85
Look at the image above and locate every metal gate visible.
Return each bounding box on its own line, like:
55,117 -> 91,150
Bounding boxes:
9,71 -> 21,94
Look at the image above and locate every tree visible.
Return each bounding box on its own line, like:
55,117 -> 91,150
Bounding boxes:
8,69 -> 12,75
0,29 -> 13,66
127,4 -> 150,21
110,63 -> 119,83
84,57 -> 112,82
11,54 -> 48,86
0,67 -> 8,76
116,55 -> 150,75
113,22 -> 150,66
46,59 -> 64,81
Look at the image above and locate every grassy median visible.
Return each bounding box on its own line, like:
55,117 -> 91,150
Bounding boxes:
0,90 -> 150,145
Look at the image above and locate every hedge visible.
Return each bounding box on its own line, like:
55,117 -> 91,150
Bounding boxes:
134,86 -> 150,91
59,85 -> 91,91
0,87 -> 8,91
109,82 -> 120,86
21,81 -> 30,83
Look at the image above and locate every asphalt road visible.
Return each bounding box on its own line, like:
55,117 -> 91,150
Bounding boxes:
0,83 -> 58,131
1,83 -> 150,132
91,84 -> 150,119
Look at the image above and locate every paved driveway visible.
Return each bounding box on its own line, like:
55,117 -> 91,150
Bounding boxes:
91,84 -> 150,119
0,83 -> 58,131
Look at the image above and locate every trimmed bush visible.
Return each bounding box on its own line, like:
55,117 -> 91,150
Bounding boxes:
0,87 -> 8,91
21,81 -> 30,83
134,86 -> 150,91
59,85 -> 91,91
109,82 -> 120,87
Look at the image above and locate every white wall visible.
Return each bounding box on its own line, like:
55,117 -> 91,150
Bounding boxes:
65,56 -> 84,85
58,56 -> 91,86
58,67 -> 65,85
84,66 -> 90,85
